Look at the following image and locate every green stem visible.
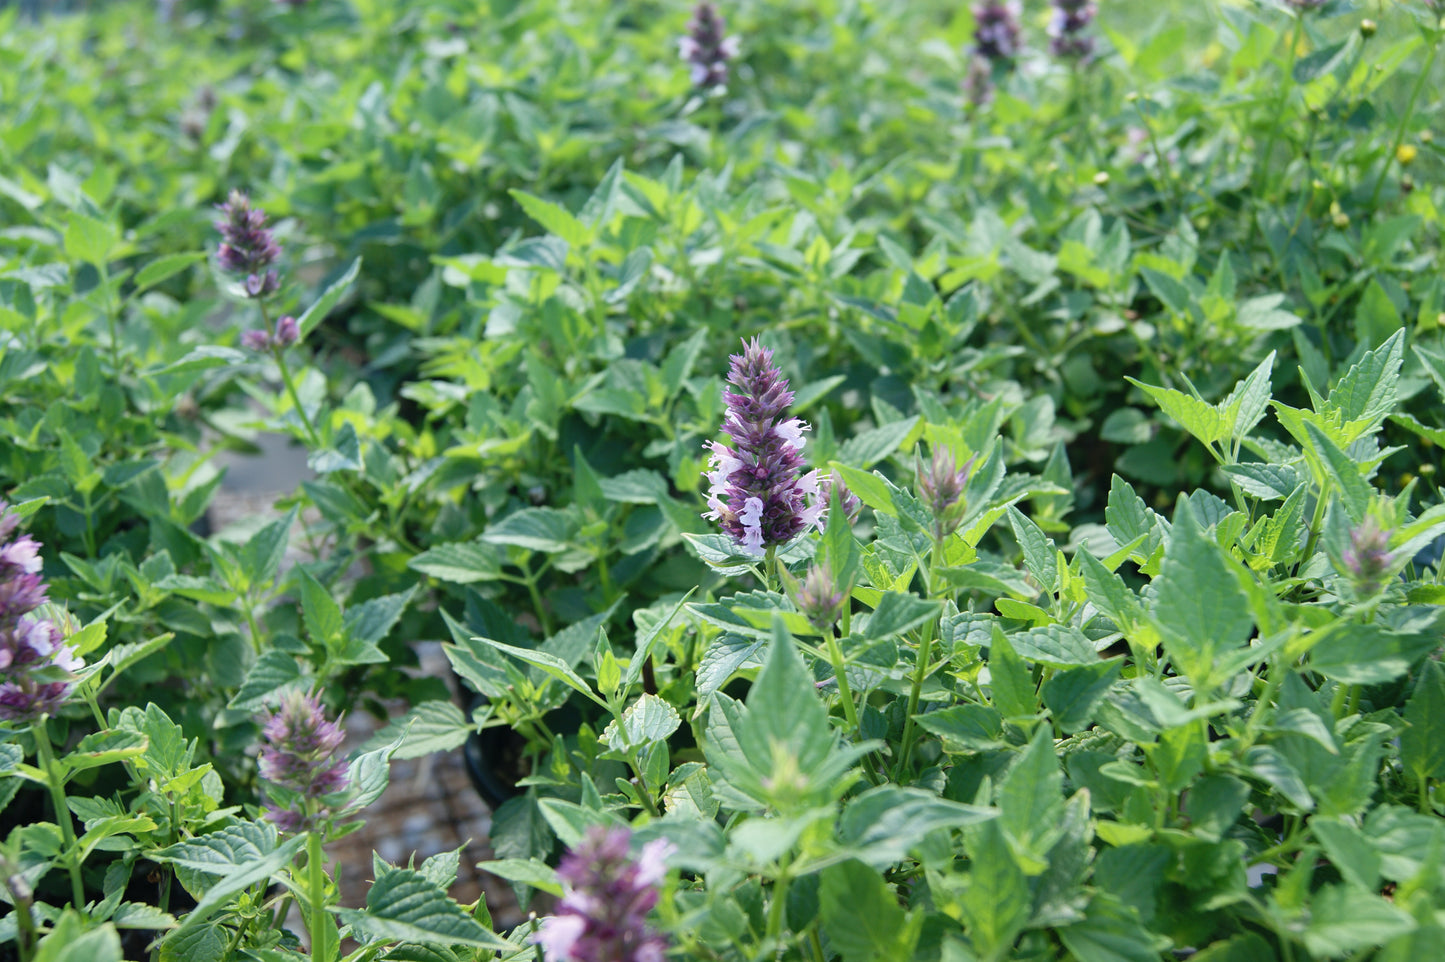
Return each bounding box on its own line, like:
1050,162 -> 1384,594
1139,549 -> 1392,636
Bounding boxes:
824,628 -> 862,744
1261,16 -> 1303,198
34,728 -> 85,907
1367,39 -> 1439,210
764,545 -> 778,593
273,345 -> 325,451
307,830 -> 333,962
523,567 -> 555,637
765,870 -> 792,951
894,617 -> 937,780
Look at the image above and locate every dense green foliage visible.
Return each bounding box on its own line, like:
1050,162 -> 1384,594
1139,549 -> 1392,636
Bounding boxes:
2,0 -> 1445,958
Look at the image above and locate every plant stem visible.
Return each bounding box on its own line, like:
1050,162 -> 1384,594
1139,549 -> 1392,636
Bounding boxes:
823,628 -> 863,745
765,869 -> 791,952
34,727 -> 85,907
894,617 -> 937,780
273,345 -> 325,451
307,830 -> 333,962
1367,38 -> 1439,210
523,565 -> 555,637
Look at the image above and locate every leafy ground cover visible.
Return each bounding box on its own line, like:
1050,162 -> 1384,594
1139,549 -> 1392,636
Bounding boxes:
2,0 -> 1445,959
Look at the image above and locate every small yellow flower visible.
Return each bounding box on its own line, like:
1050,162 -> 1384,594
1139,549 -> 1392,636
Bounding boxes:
1093,171 -> 1110,186
1398,144 -> 1419,166
1360,19 -> 1377,38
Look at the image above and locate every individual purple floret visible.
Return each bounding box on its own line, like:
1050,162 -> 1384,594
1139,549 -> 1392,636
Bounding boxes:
679,2 -> 740,92
822,470 -> 863,525
704,339 -> 825,557
239,315 -> 300,354
215,190 -> 281,299
916,446 -> 977,541
532,827 -> 676,962
257,691 -> 349,830
1341,516 -> 1396,597
0,504 -> 81,722
1049,0 -> 1097,61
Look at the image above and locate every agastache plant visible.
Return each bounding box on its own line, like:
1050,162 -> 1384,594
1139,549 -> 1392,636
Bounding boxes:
0,506 -> 80,722
257,690 -> 349,832
704,339 -> 825,559
532,827 -> 675,962
679,2 -> 739,92
1340,515 -> 1397,598
916,446 -> 977,541
1049,0 -> 1097,61
216,190 -> 281,300
964,1 -> 1023,105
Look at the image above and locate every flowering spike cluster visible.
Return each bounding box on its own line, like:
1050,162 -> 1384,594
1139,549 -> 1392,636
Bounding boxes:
0,506 -> 81,722
532,827 -> 675,962
791,562 -> 849,632
215,190 -> 281,300
679,2 -> 739,92
257,691 -> 348,831
1341,516 -> 1396,597
917,447 -> 977,541
704,339 -> 825,557
965,2 -> 1023,105
1049,0 -> 1097,61
240,315 -> 299,353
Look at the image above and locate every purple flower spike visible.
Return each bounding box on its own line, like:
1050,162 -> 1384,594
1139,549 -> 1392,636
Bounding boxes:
973,1 -> 1022,62
240,329 -> 273,352
258,691 -> 349,830
1049,0 -> 1097,61
964,1 -> 1022,104
680,2 -> 739,92
791,563 -> 849,633
704,339 -> 825,558
532,827 -> 676,962
1341,516 -> 1396,597
215,190 -> 281,297
0,504 -> 81,722
917,446 -> 977,541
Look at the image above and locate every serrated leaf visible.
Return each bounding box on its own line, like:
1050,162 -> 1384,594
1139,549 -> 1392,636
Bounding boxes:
339,866 -> 511,949
481,507 -> 575,553
362,700 -> 470,760
602,694 -> 680,749
408,541 -> 505,583
819,859 -> 920,962
1401,661 -> 1445,786
135,252 -> 206,292
226,651 -> 302,711
297,257 -> 361,339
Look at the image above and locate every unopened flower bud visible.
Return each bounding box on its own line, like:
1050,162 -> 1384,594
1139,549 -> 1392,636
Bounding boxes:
1360,19 -> 1377,37
1397,144 -> 1418,166
274,315 -> 300,347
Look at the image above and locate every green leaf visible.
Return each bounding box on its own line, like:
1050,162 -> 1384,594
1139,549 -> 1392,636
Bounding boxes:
484,640 -> 604,708
839,786 -> 996,868
916,704 -> 1005,751
1300,884 -> 1415,958
67,729 -> 148,773
1042,659 -> 1122,732
235,507 -> 298,591
828,464 -> 896,518
962,821 -> 1031,957
1149,498 -> 1252,685
838,416 -> 921,469
510,189 -> 590,248
1302,422 -> 1371,523
863,592 -> 942,640
1007,505 -> 1060,594
987,629 -> 1038,720
362,700 -> 471,760
296,257 -> 361,339
482,507 -> 576,553
1009,624 -> 1099,668
1224,463 -> 1301,501
1312,818 -> 1380,891
134,252 -> 206,292
1058,898 -> 1170,962
339,866 -> 511,949
226,651 -> 302,711
297,568 -> 343,646
63,214 -> 118,266
1401,661 -> 1445,786
695,634 -> 764,699
998,727 -> 1064,861
602,694 -> 681,748
1330,328 -> 1405,429
408,540 -> 506,583
156,823 -> 307,940
623,590 -> 693,689
36,913 -> 122,962
818,859 -> 920,962
343,588 -> 415,647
